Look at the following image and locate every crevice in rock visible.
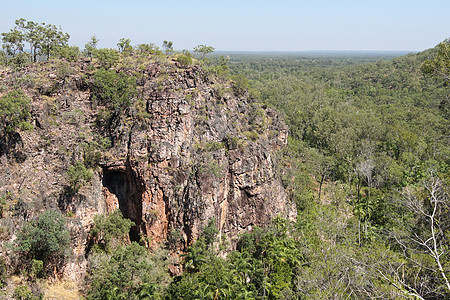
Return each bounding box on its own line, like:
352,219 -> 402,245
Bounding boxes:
102,165 -> 145,242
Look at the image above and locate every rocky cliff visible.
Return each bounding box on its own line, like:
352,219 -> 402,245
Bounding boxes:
0,56 -> 295,278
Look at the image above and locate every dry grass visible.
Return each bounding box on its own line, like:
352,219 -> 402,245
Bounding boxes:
42,280 -> 81,300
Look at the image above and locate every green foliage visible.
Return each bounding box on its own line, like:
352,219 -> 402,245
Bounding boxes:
67,161 -> 92,194
81,135 -> 111,168
0,89 -> 32,135
219,48 -> 450,298
422,39 -> 450,83
203,56 -> 230,77
193,44 -> 215,59
176,55 -> 192,67
86,242 -> 171,299
117,37 -> 132,54
168,219 -> 305,299
136,43 -> 159,54
0,256 -> 6,289
84,35 -> 99,60
1,28 -> 24,57
92,68 -> 137,112
231,74 -> 250,95
2,18 -> 70,62
194,141 -> 225,152
9,52 -> 30,69
52,45 -> 80,61
16,210 -> 70,272
93,48 -> 120,68
0,50 -> 7,65
38,23 -> 70,60
30,259 -> 44,279
89,210 -> 135,252
162,40 -> 173,55
12,285 -> 34,300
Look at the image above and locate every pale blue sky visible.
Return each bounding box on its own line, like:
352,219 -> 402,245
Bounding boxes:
2,0 -> 449,51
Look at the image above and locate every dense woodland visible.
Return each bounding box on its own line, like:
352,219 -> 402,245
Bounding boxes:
1,19 -> 449,299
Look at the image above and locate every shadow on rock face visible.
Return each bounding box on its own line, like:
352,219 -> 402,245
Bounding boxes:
102,166 -> 145,242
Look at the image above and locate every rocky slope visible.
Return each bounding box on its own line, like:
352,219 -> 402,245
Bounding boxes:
0,56 -> 295,279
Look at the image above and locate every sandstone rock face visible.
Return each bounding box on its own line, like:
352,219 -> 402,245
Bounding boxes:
0,58 -> 296,278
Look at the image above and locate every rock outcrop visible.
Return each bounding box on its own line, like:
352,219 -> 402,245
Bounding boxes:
0,57 -> 296,279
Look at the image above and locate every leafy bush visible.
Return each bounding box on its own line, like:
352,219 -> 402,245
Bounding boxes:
0,256 -> 6,288
93,48 -> 120,69
86,242 -> 171,300
177,55 -> 192,67
67,161 -> 92,194
231,74 -> 250,95
52,45 -> 80,61
0,89 -> 32,135
16,210 -> 70,273
9,52 -> 31,69
0,50 -> 6,66
12,285 -> 34,300
89,210 -> 134,252
92,68 -> 136,112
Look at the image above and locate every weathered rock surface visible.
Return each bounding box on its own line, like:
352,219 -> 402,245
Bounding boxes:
0,58 -> 296,279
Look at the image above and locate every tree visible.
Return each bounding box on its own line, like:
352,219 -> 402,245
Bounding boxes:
1,28 -> 24,61
307,149 -> 334,201
193,44 -> 215,60
162,40 -> 173,55
86,243 -> 171,299
92,68 -> 136,112
16,210 -> 71,274
66,161 -> 92,194
39,23 -> 70,60
52,45 -> 80,61
0,90 -> 32,135
4,19 -> 70,62
136,43 -> 158,54
117,38 -> 132,54
93,48 -> 120,69
84,35 -> 99,61
422,39 -> 450,83
392,172 -> 450,297
89,210 -> 134,252
14,18 -> 43,63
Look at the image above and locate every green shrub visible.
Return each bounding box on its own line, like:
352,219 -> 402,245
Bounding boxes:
86,243 -> 171,299
52,45 -> 80,62
30,259 -> 43,279
9,52 -> 30,69
16,211 -> 70,273
89,210 -> 134,252
0,50 -> 6,66
0,256 -> 6,288
12,285 -> 34,300
0,89 -> 32,135
92,69 -> 136,112
67,161 -> 92,193
93,48 -> 120,69
177,55 -> 192,67
231,74 -> 250,95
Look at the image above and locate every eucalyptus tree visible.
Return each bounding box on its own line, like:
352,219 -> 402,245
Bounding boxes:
162,40 -> 173,55
84,35 -> 99,61
39,23 -> 69,60
14,18 -> 42,62
1,28 -> 24,60
194,44 -> 215,59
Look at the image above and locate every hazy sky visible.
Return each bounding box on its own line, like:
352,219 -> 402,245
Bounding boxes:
1,0 -> 449,52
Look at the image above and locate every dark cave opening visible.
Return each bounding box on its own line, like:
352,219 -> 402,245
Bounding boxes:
102,168 -> 143,243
